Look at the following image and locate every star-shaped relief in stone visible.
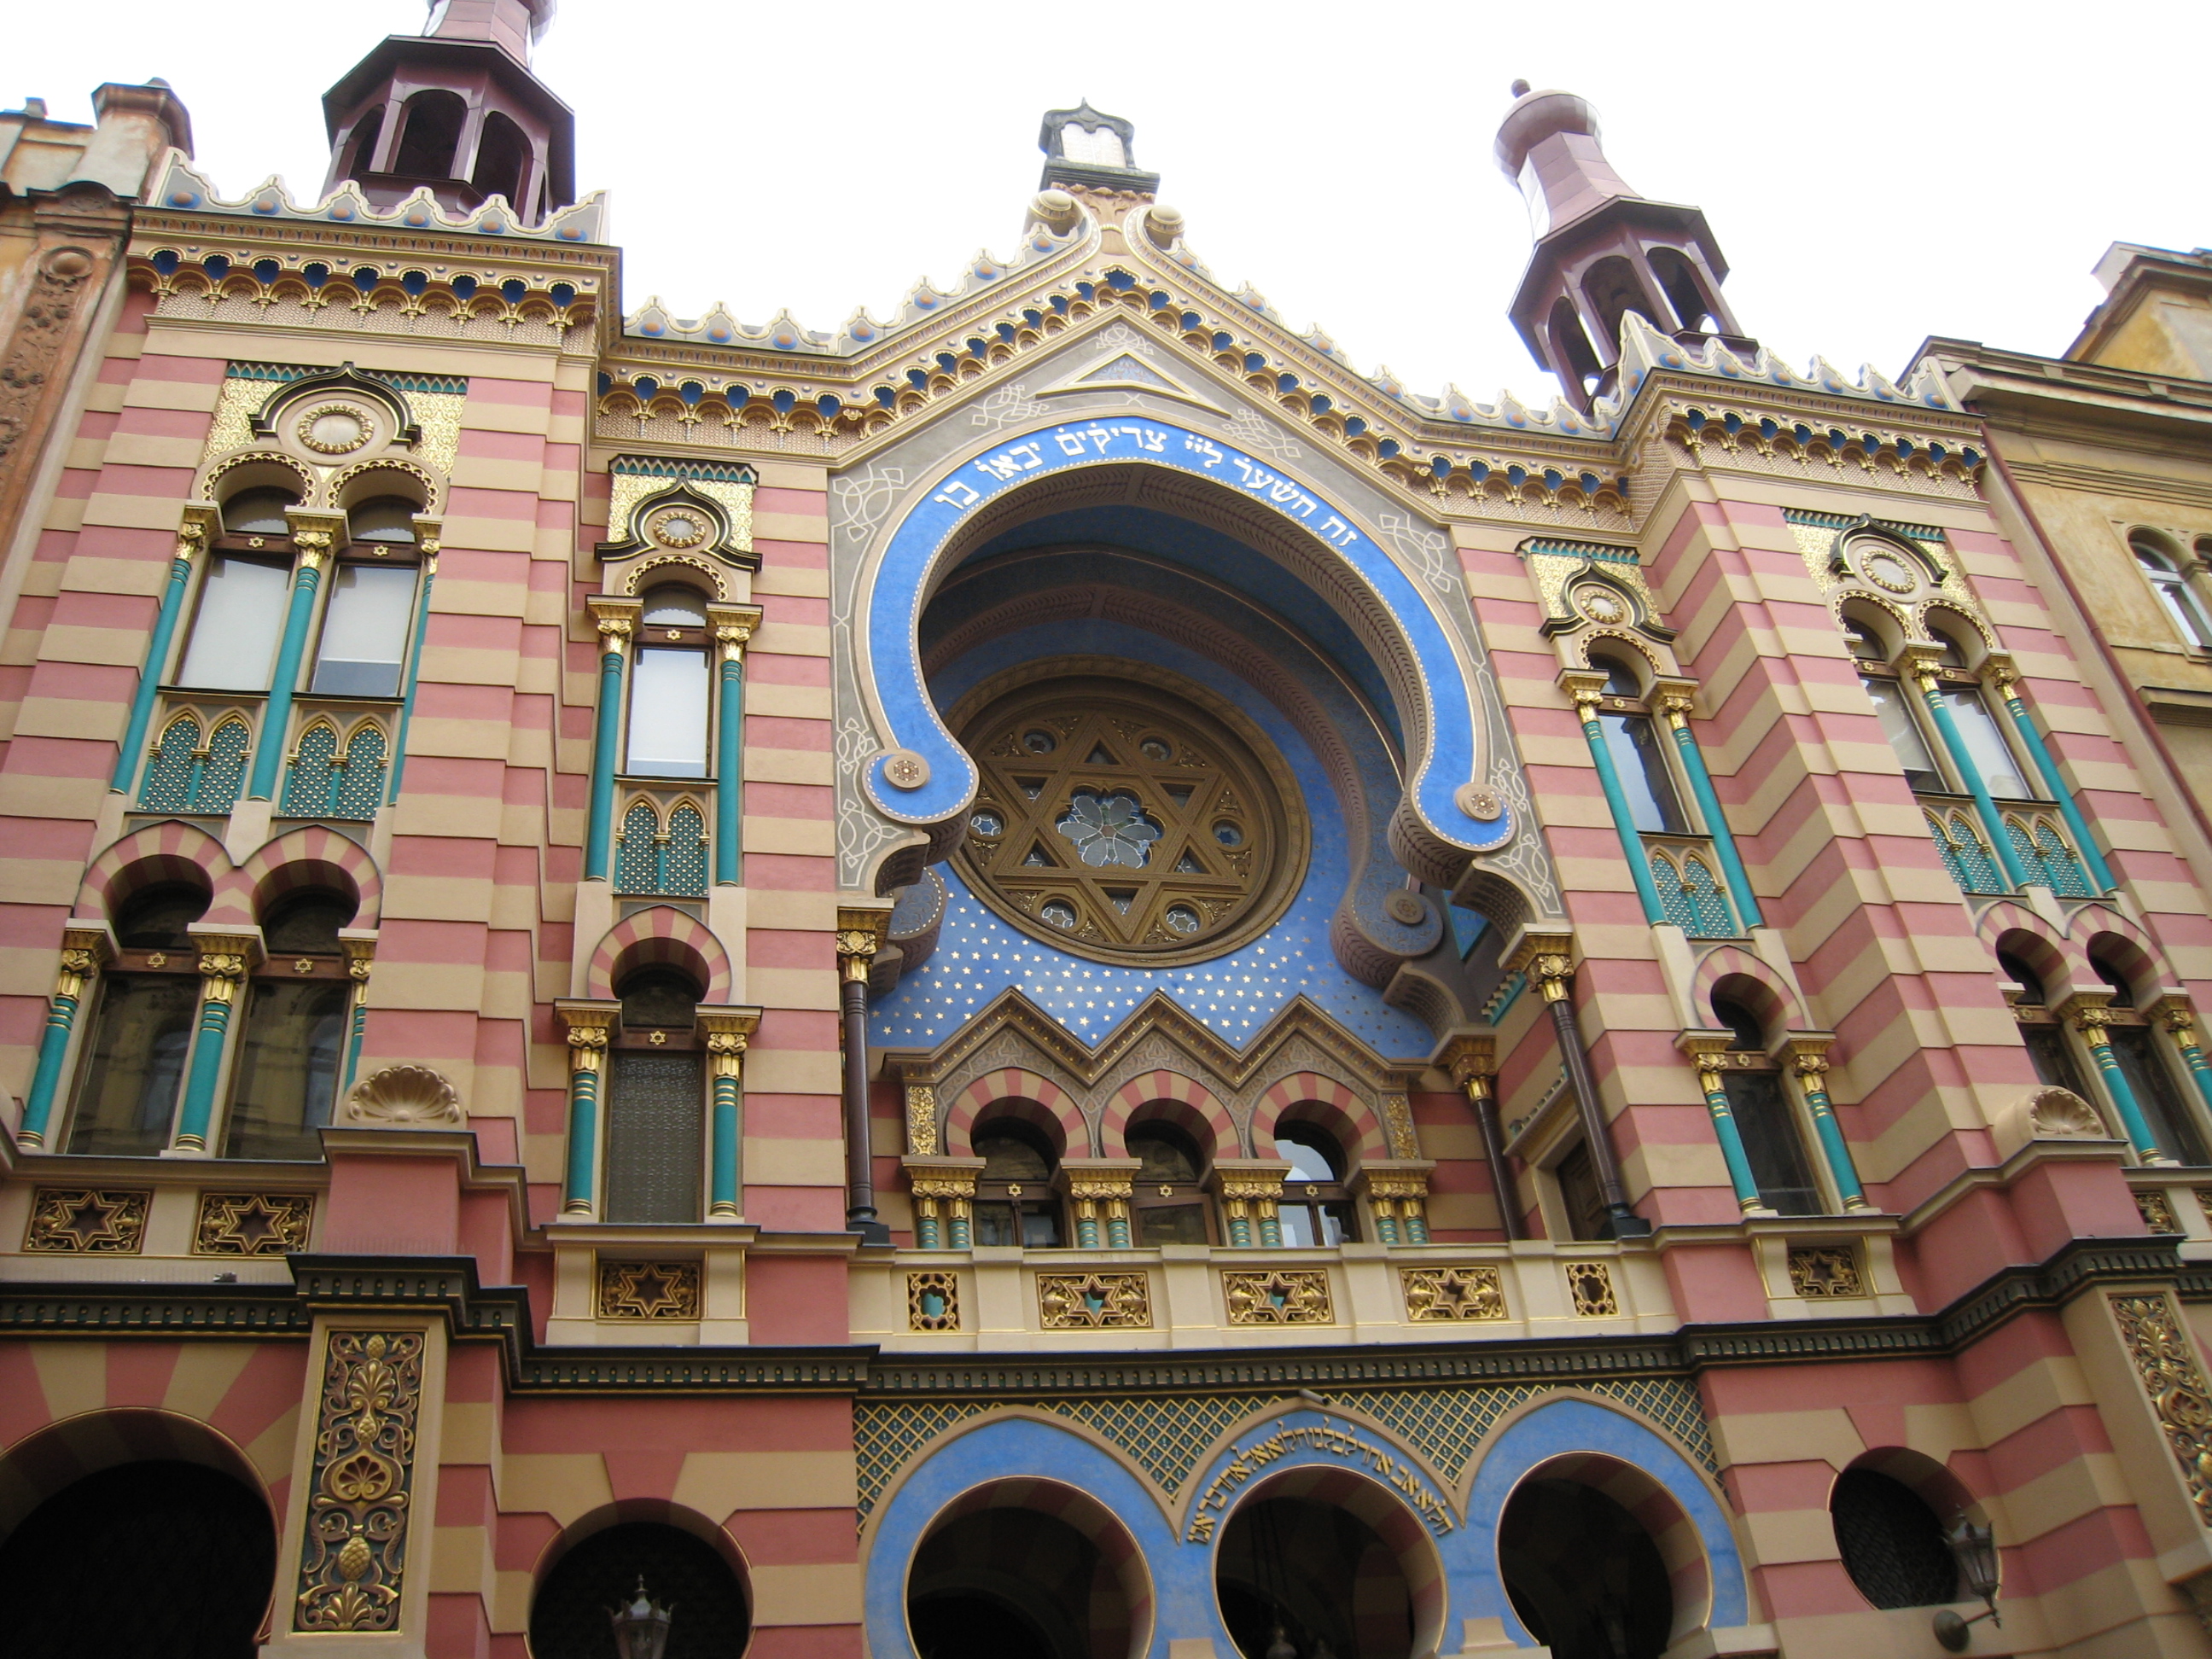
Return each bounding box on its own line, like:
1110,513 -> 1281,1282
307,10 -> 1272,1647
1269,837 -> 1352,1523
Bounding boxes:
195,1191 -> 315,1256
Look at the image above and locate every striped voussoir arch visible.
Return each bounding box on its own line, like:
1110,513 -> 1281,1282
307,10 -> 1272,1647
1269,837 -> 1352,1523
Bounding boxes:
1522,1450 -> 1710,1639
585,905 -> 735,1003
533,1496 -> 754,1590
1688,946 -> 1806,1031
923,1476 -> 1152,1647
2067,902 -> 2168,987
0,1398 -> 289,1538
74,820 -> 232,921
1253,1071 -> 1384,1161
1100,1070 -> 1239,1160
1230,1464 -> 1445,1650
944,1069 -> 1086,1156
236,825 -> 383,926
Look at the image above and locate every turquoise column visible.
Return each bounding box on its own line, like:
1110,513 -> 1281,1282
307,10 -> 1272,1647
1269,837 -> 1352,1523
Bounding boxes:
561,1022 -> 610,1214
2159,1006 -> 2212,1138
2078,1008 -> 2166,1163
947,1202 -> 973,1250
18,942 -> 97,1147
1992,667 -> 2118,894
1104,1202 -> 1132,1249
914,1208 -> 943,1249
1791,1051 -> 1871,1211
172,949 -> 247,1151
385,547 -> 438,806
1691,1051 -> 1766,1212
713,621 -> 751,884
340,952 -> 370,1097
1572,684 -> 1668,923
584,615 -> 631,881
1915,667 -> 2030,888
113,527 -> 201,794
1074,1206 -> 1103,1249
705,1019 -> 749,1219
246,543 -> 329,801
1662,697 -> 1763,928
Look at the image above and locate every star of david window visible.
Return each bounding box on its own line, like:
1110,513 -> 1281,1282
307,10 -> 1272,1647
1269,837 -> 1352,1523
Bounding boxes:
952,675 -> 1306,965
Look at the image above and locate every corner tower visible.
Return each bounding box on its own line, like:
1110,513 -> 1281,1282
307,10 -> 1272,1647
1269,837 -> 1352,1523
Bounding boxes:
317,0 -> 574,224
1496,79 -> 1745,409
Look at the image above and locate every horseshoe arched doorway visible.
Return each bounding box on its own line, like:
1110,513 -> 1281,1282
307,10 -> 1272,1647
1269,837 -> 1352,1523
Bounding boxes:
905,1478 -> 1153,1659
1214,1465 -> 1443,1659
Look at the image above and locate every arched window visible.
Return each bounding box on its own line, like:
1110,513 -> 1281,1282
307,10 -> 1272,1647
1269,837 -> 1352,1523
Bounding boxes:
2005,946 -> 2093,1103
1127,1121 -> 1211,1244
1273,1125 -> 1357,1245
67,882 -> 209,1155
393,90 -> 467,178
224,888 -> 353,1159
0,1459 -> 276,1658
1499,1475 -> 1674,1659
1926,625 -> 2034,800
1581,256 -> 1656,354
343,108 -> 384,179
2132,532 -> 2212,649
178,556 -> 290,692
529,1522 -> 749,1659
971,1119 -> 1062,1247
219,486 -> 298,536
627,590 -> 712,780
1589,651 -> 1689,835
470,111 -> 532,204
1650,247 -> 1715,333
311,561 -> 417,698
1831,1469 -> 1959,1609
604,967 -> 705,1223
1548,295 -> 1603,393
1864,674 -> 1945,794
346,495 -> 420,544
2093,952 -> 2209,1165
1713,994 -> 1822,1215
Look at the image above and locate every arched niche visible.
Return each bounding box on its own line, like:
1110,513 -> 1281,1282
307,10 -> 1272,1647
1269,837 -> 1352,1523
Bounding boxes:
847,422 -> 1520,909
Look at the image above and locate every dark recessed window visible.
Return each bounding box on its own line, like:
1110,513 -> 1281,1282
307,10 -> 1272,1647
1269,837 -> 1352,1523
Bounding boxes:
1831,1469 -> 1958,1609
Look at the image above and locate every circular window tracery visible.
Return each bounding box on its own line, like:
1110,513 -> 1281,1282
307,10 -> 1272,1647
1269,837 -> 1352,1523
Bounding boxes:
952,670 -> 1307,966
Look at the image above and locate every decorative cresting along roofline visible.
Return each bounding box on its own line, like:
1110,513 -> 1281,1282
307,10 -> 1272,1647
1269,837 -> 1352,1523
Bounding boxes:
145,148 -> 608,243
596,198 -> 1959,462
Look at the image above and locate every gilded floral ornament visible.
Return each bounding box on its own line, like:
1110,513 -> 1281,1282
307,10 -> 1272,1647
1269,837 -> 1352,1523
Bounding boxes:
2112,1294 -> 2212,1526
295,1330 -> 423,1632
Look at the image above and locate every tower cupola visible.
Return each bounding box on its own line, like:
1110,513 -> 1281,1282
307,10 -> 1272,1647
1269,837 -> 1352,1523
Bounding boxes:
1037,102 -> 1159,202
1495,80 -> 1746,410
318,0 -> 573,225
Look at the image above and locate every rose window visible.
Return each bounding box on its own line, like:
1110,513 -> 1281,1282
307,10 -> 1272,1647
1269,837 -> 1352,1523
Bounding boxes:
951,673 -> 1306,965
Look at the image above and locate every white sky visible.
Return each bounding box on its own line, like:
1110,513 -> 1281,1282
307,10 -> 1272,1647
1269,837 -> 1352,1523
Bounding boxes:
21,0 -> 2209,410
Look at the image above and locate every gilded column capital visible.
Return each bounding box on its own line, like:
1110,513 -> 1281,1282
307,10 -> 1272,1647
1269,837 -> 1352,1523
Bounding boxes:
836,905 -> 889,983
1504,931 -> 1575,996
1980,652 -> 2020,693
2152,995 -> 2202,1045
1783,1032 -> 1837,1070
175,504 -> 217,560
707,602 -> 764,661
55,923 -> 113,999
1901,645 -> 1947,693
902,1156 -> 985,1201
188,931 -> 258,1004
556,1000 -> 619,1074
1559,671 -> 1608,716
589,596 -> 641,653
698,1007 -> 762,1080
2056,990 -> 2116,1038
1677,1031 -> 1735,1093
1439,1033 -> 1497,1097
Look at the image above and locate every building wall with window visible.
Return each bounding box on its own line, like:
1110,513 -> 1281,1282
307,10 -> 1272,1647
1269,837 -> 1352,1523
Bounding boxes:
12,32 -> 2212,1659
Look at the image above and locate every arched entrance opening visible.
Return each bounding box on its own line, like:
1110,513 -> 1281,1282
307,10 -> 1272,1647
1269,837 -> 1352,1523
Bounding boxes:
0,1457 -> 276,1656
528,1518 -> 750,1659
904,1478 -> 1152,1659
1497,1458 -> 1691,1659
1214,1467 -> 1441,1659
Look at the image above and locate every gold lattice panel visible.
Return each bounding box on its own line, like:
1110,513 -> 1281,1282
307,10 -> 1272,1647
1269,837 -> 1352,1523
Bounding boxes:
853,1374 -> 1716,1522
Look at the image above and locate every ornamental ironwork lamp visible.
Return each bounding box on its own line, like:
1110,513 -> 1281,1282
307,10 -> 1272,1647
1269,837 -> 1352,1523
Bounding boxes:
609,1578 -> 672,1659
1933,1518 -> 2000,1650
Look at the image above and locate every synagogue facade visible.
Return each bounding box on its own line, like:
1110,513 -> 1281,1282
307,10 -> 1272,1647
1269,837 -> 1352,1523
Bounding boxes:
6,8 -> 2212,1659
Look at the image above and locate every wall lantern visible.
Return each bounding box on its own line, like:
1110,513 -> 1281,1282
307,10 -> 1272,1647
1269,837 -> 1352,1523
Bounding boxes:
1933,1519 -> 2000,1651
608,1577 -> 673,1659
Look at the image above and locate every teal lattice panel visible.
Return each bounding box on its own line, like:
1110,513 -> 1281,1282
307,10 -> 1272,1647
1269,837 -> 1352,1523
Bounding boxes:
1044,1393 -> 1258,1494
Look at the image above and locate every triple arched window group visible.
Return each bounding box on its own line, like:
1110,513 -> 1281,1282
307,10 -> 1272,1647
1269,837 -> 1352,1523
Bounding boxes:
65,879 -> 361,1161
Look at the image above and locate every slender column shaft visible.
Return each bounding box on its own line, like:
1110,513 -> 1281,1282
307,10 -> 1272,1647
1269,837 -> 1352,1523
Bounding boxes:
914,1202 -> 943,1250
172,950 -> 247,1150
840,973 -> 876,1228
1572,686 -> 1668,923
1916,667 -> 2030,888
1371,1201 -> 1401,1245
1105,1202 -> 1132,1249
1257,1204 -> 1282,1248
584,616 -> 632,880
341,946 -> 373,1098
1460,1073 -> 1522,1242
1662,696 -> 1762,928
1793,1052 -> 1871,1210
1992,667 -> 2117,893
2163,1007 -> 2212,1126
562,1027 -> 608,1214
2075,1006 -> 2166,1163
948,1201 -> 973,1250
247,544 -> 329,800
1224,1202 -> 1253,1248
715,635 -> 746,884
1535,953 -> 1650,1236
1690,1052 -> 1764,1213
387,544 -> 439,805
114,527 -> 201,794
19,942 -> 98,1147
706,1027 -> 748,1219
